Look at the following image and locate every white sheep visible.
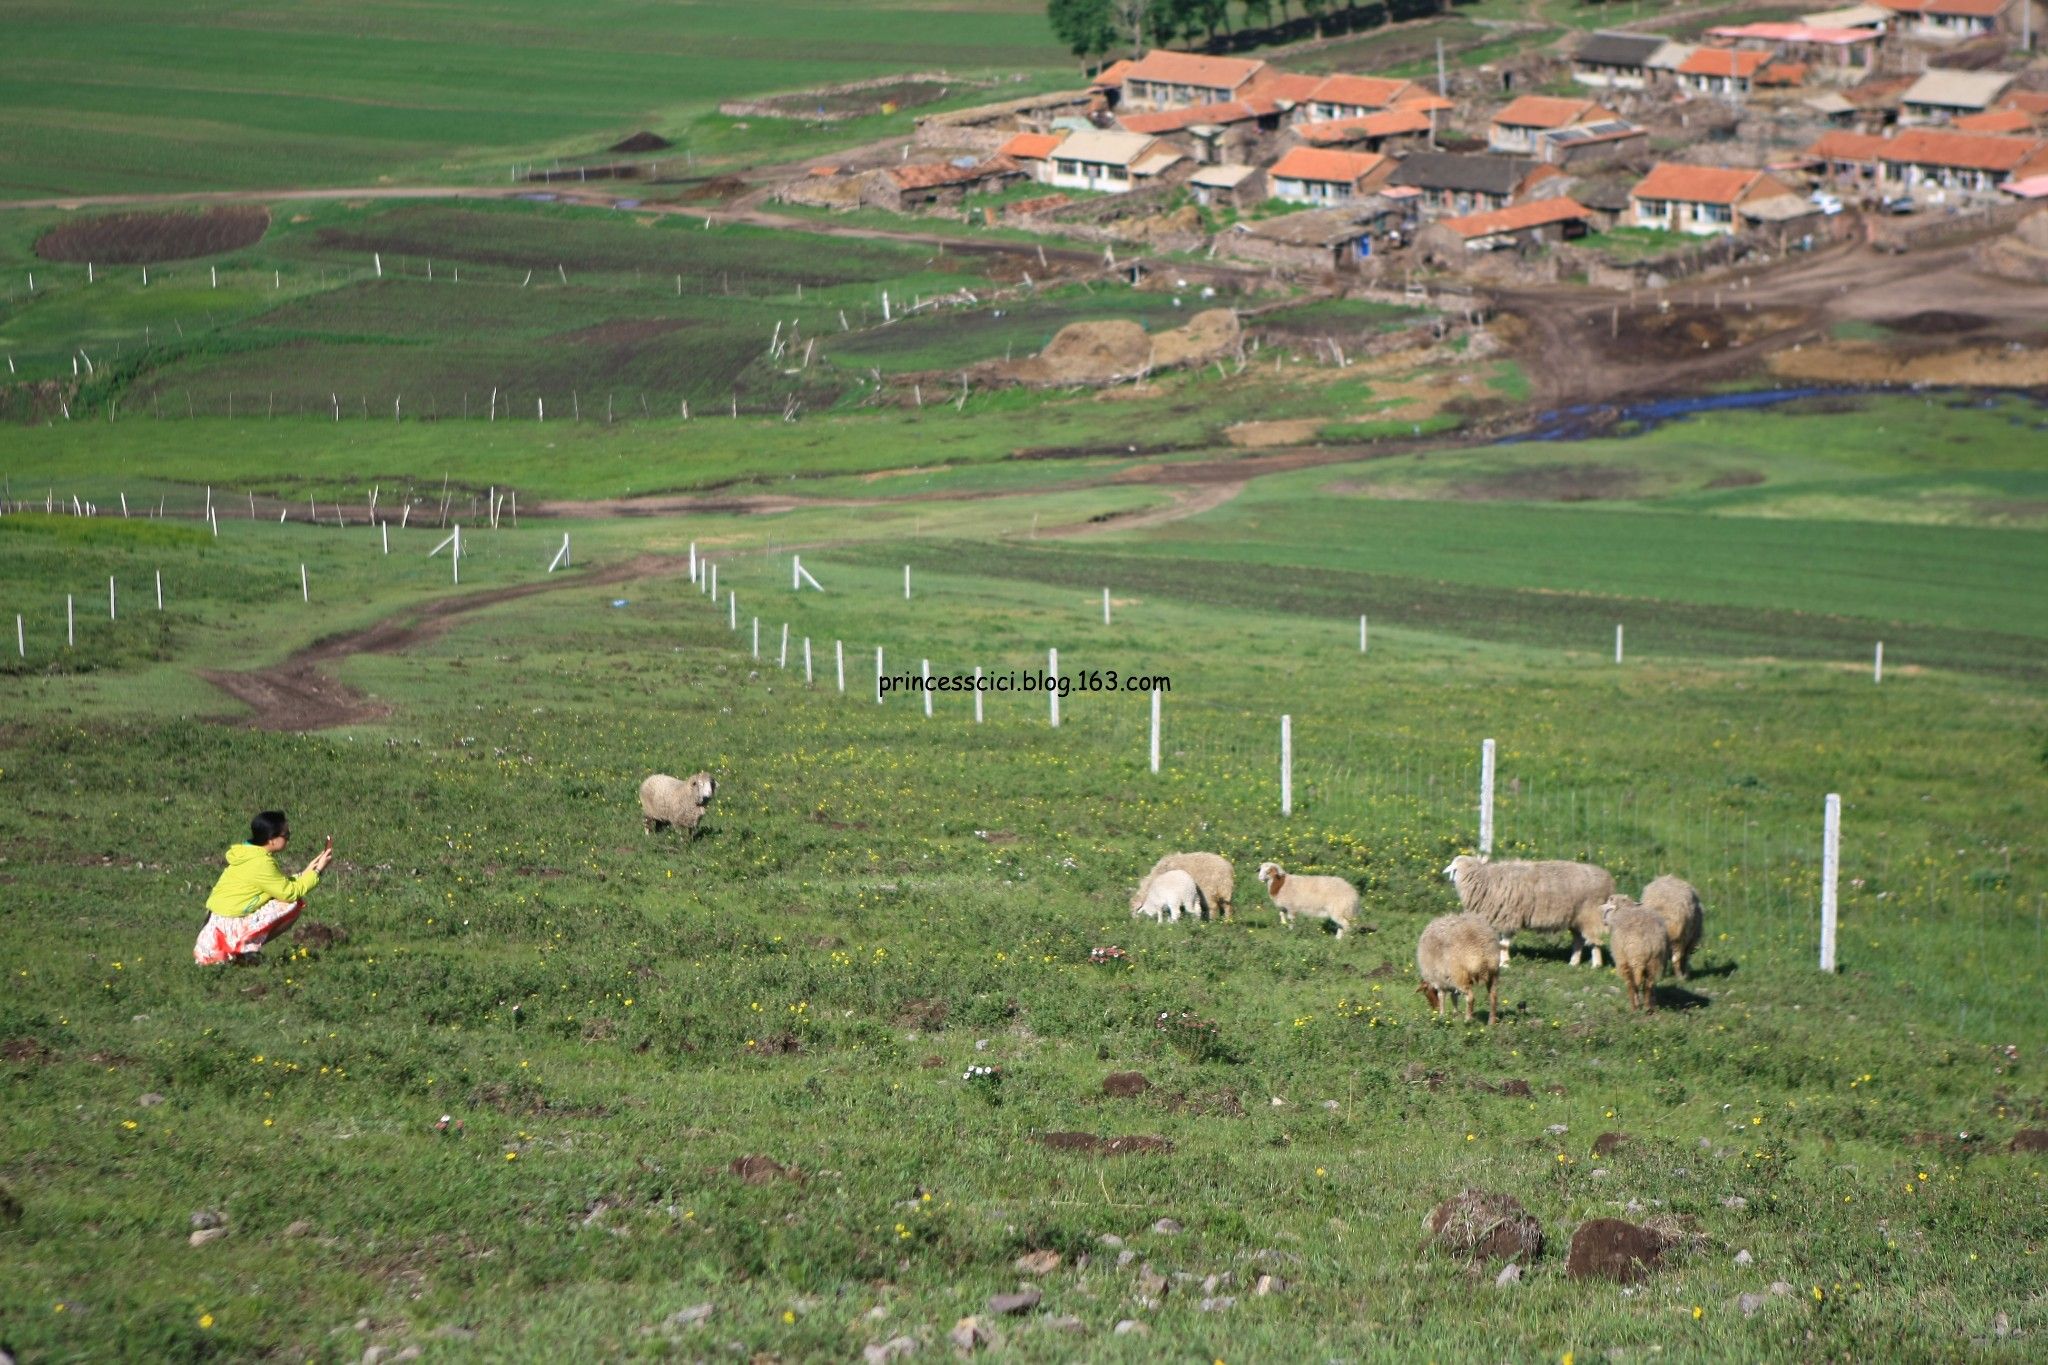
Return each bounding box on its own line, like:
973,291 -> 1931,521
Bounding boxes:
640,771 -> 717,840
1131,868 -> 1204,924
1639,875 -> 1704,980
1129,852 -> 1234,922
1443,855 -> 1616,968
1603,899 -> 1667,1013
1256,861 -> 1357,938
1415,913 -> 1500,1024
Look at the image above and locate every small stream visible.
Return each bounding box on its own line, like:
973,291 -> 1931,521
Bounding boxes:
1502,384 -> 2044,444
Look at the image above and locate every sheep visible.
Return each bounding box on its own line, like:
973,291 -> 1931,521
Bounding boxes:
1603,899 -> 1667,1012
1131,868 -> 1204,924
1639,875 -> 1704,980
1442,855 -> 1616,969
1415,913 -> 1500,1024
1256,861 -> 1357,938
1130,852 -> 1234,922
639,771 -> 717,840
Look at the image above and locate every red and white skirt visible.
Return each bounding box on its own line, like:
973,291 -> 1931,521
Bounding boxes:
193,898 -> 304,966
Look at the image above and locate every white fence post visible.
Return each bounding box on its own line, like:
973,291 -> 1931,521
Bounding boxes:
1820,793 -> 1841,973
66,594 -> 74,647
1150,687 -> 1161,773
547,535 -> 569,572
1048,648 -> 1060,727
300,565 -> 308,603
709,564 -> 717,601
1360,613 -> 1368,654
1615,623 -> 1624,664
1479,737 -> 1496,857
154,570 -> 162,611
793,555 -> 800,591
922,659 -> 932,717
779,623 -> 789,669
728,594 -> 736,630
382,521 -> 389,555
1281,714 -> 1293,816
1874,641 -> 1883,684
1103,587 -> 1111,626
904,564 -> 911,600
690,542 -> 698,583
804,637 -> 812,684
973,666 -> 983,723
452,524 -> 461,584
15,614 -> 22,657
108,576 -> 116,621
752,617 -> 760,660
836,639 -> 845,693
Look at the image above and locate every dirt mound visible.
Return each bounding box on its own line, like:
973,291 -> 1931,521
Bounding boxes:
730,1155 -> 802,1184
994,310 -> 1239,387
2,1037 -> 53,1064
1426,1191 -> 1543,1262
1119,205 -> 1205,245
609,130 -> 673,153
36,206 -> 269,264
295,919 -> 346,950
1882,310 -> 1988,335
1566,1219 -> 1663,1282
1591,1131 -> 1634,1157
1102,1071 -> 1152,1097
2009,1129 -> 2048,1153
1608,305 -> 1802,362
1033,1131 -> 1174,1156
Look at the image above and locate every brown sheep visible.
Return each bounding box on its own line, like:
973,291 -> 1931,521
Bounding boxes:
1604,900 -> 1667,1013
1416,913 -> 1500,1024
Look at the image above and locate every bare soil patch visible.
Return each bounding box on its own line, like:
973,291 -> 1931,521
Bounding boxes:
2009,1129 -> 2048,1153
1102,1071 -> 1152,1097
1770,340 -> 2048,387
1566,1219 -> 1663,1282
549,319 -> 687,348
1452,463 -> 1646,503
1033,1131 -> 1174,1156
729,1155 -> 802,1184
1705,470 -> 1766,490
1882,310 -> 1988,335
735,79 -> 959,122
1425,1191 -> 1544,1262
1607,306 -> 1806,363
2,1037 -> 53,1064
36,206 -> 268,264
609,131 -> 673,153
1591,1131 -> 1634,1156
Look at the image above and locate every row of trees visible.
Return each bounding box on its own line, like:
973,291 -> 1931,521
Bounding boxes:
1047,0 -> 1449,65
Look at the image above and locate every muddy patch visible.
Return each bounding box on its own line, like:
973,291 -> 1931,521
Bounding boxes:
1704,469 -> 1766,490
1102,1071 -> 1152,1098
610,131 -> 673,153
37,206 -> 269,264
1566,1219 -> 1663,1282
1033,1131 -> 1175,1157
2,1037 -> 54,1064
2009,1129 -> 2048,1153
1591,1131 -> 1634,1157
1881,310 -> 1988,335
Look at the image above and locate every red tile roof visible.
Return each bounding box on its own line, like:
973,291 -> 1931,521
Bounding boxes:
1886,0 -> 2011,14
1269,146 -> 1391,184
1122,50 -> 1267,91
1118,99 -> 1266,134
1306,74 -> 1421,109
1437,197 -> 1594,237
1492,96 -> 1608,129
1091,59 -> 1134,89
1953,109 -> 2035,134
886,159 -> 1015,190
1293,107 -> 1436,144
1246,71 -> 1324,103
2004,92 -> 2048,117
1877,130 -> 2047,171
1630,162 -> 1793,204
1806,130 -> 1889,160
999,132 -> 1063,160
1679,48 -> 1773,78
1396,92 -> 1455,114
1757,61 -> 1810,87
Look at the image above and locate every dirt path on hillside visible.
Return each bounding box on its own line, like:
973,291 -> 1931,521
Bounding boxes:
202,555 -> 682,731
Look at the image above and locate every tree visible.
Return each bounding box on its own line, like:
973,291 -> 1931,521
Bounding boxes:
1048,0 -> 1119,64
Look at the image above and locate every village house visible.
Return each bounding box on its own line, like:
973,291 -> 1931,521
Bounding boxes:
997,132 -> 1062,183
1117,97 -> 1282,165
1111,51 -> 1267,112
1628,162 -> 1804,234
1291,105 -> 1436,154
1953,108 -> 2038,133
1677,47 -> 1773,96
1572,31 -> 1667,89
1646,41 -> 1700,83
1417,198 -> 1596,259
1297,74 -> 1433,123
1877,128 -> 2048,193
1389,152 -> 1563,217
1188,163 -> 1266,211
1487,96 -> 1617,154
1805,128 -> 1891,189
1705,22 -> 1882,73
1216,199 -> 1408,271
1044,128 -> 1175,194
1267,146 -> 1394,205
1875,0 -> 2031,42
1900,70 -> 2016,123
1533,119 -> 1649,168
1800,3 -> 1895,32
861,158 -> 1022,212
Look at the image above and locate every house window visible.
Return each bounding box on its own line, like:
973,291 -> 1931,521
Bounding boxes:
1057,161 -> 1079,177
1638,199 -> 1670,220
1702,203 -> 1731,223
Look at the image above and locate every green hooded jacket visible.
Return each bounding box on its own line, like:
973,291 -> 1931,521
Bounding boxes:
204,843 -> 320,918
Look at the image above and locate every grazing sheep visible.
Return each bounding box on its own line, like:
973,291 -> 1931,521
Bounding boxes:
1131,868 -> 1204,924
1130,852 -> 1235,922
1604,900 -> 1667,1012
1639,875 -> 1703,980
1442,855 -> 1616,969
1416,913 -> 1500,1024
1256,862 -> 1357,939
640,771 -> 717,840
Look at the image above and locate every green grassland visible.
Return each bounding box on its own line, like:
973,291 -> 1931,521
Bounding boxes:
2,414 -> 2045,1360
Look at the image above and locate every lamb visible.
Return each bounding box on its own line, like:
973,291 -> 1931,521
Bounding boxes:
1129,852 -> 1234,922
1131,868 -> 1204,924
1638,875 -> 1703,980
639,771 -> 717,840
1603,899 -> 1667,1013
1442,855 -> 1616,969
1415,913 -> 1500,1024
1256,862 -> 1357,938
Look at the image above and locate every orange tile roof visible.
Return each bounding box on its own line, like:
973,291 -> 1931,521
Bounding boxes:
886,160 -> 1014,190
1437,197 -> 1594,237
1307,74 -> 1420,109
1757,61 -> 1809,86
1887,0 -> 2011,14
999,132 -> 1063,160
1630,162 -> 1787,204
1123,50 -> 1266,91
1293,107 -> 1436,144
1246,71 -> 1324,103
806,164 -> 842,177
1269,146 -> 1390,184
1118,99 -> 1265,134
1878,130 -> 2047,171
1395,92 -> 1455,113
1806,130 -> 1889,160
1091,59 -> 1134,89
1492,96 -> 1607,129
2003,92 -> 2048,117
1953,109 -> 2035,133
1679,48 -> 1773,78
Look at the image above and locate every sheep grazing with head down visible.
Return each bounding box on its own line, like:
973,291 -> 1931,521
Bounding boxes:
640,771 -> 717,840
1442,855 -> 1616,969
1603,899 -> 1667,1012
1130,852 -> 1234,922
1256,862 -> 1357,938
1638,875 -> 1703,980
1416,913 -> 1500,1024
1132,868 -> 1204,924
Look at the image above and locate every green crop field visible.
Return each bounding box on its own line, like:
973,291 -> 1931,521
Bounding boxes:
3,398 -> 2045,1360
